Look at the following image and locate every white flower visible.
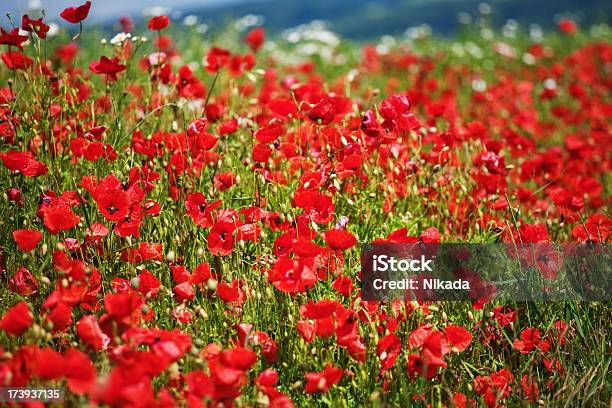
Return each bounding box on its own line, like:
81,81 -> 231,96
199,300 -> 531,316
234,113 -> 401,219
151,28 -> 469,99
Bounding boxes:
110,32 -> 131,46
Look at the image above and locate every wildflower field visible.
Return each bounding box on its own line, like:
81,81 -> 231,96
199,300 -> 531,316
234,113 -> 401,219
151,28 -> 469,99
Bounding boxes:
0,2 -> 611,406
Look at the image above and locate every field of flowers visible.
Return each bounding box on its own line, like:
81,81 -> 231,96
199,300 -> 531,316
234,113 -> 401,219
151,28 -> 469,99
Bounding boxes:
0,2 -> 611,406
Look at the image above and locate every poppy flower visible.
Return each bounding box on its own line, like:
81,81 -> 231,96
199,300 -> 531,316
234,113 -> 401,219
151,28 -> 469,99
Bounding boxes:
205,46 -> 231,72
269,255 -> 317,293
308,99 -> 336,125
297,320 -> 315,343
0,301 -> 32,336
513,223 -> 549,243
444,325 -> 473,352
253,143 -> 273,162
96,188 -> 130,221
12,228 -> 43,251
324,228 -> 357,251
208,221 -> 237,256
473,368 -> 514,407
558,18 -> 577,34
120,242 -> 163,263
104,293 -> 141,318
294,191 -> 334,224
214,171 -> 236,191
64,349 -> 97,395
2,51 -> 33,70
34,347 -> 66,380
419,227 -> 441,244
9,266 -> 39,295
185,193 -> 221,227
44,301 -> 73,332
22,15 -> 50,38
135,269 -> 161,298
406,349 -> 447,380
60,1 -> 92,24
148,15 -> 169,31
377,333 -> 401,370
0,28 -> 28,49
513,327 -> 547,354
89,56 -> 127,81
55,42 -> 79,64
43,206 -> 80,234
332,274 -> 353,297
304,364 -> 344,393
77,315 -> 109,351
244,27 -> 265,52
174,282 -> 195,303
571,213 -> 609,242
217,280 -> 245,304
1,151 -> 48,176
520,375 -> 539,402
220,347 -> 257,371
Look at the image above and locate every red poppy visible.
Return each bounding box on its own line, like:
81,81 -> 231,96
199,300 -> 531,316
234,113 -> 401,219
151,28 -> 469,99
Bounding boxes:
294,191 -> 334,224
205,46 -> 231,72
473,368 -> 514,407
324,228 -> 357,251
1,51 -> 33,70
208,220 -> 236,256
269,255 -> 317,293
220,347 -> 257,371
513,327 -> 547,354
217,280 -> 245,304
135,269 -> 161,298
55,42 -> 79,64
34,347 -> 65,380
571,213 -> 609,242
558,18 -> 577,34
12,229 -> 43,251
297,320 -> 315,343
406,349 -> 447,380
185,193 -> 221,227
42,206 -> 80,234
22,15 -> 50,38
304,364 -> 344,393
77,315 -> 108,351
0,301 -> 32,336
308,99 -> 336,125
513,223 -> 549,243
60,1 -> 92,24
0,28 -> 28,49
64,349 -> 97,395
120,242 -> 163,263
1,151 -> 48,176
174,282 -> 195,303
245,27 -> 265,52
444,325 -> 473,352
520,375 -> 539,402
419,227 -> 441,243
148,15 -> 169,31
214,171 -> 236,191
9,266 -> 39,295
96,188 -> 130,221
104,293 -> 141,318
332,274 -> 353,297
89,56 -> 127,81
44,301 -> 73,332
253,142 -> 273,162
377,333 -> 401,370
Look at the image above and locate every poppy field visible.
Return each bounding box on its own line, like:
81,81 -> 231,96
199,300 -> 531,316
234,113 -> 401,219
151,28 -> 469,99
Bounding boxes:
0,2 -> 611,407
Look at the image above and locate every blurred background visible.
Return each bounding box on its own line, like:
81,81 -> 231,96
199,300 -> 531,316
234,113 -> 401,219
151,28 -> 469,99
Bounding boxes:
3,0 -> 611,39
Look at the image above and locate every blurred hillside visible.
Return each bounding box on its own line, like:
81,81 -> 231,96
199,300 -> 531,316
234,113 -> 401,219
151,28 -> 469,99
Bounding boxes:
185,0 -> 611,39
